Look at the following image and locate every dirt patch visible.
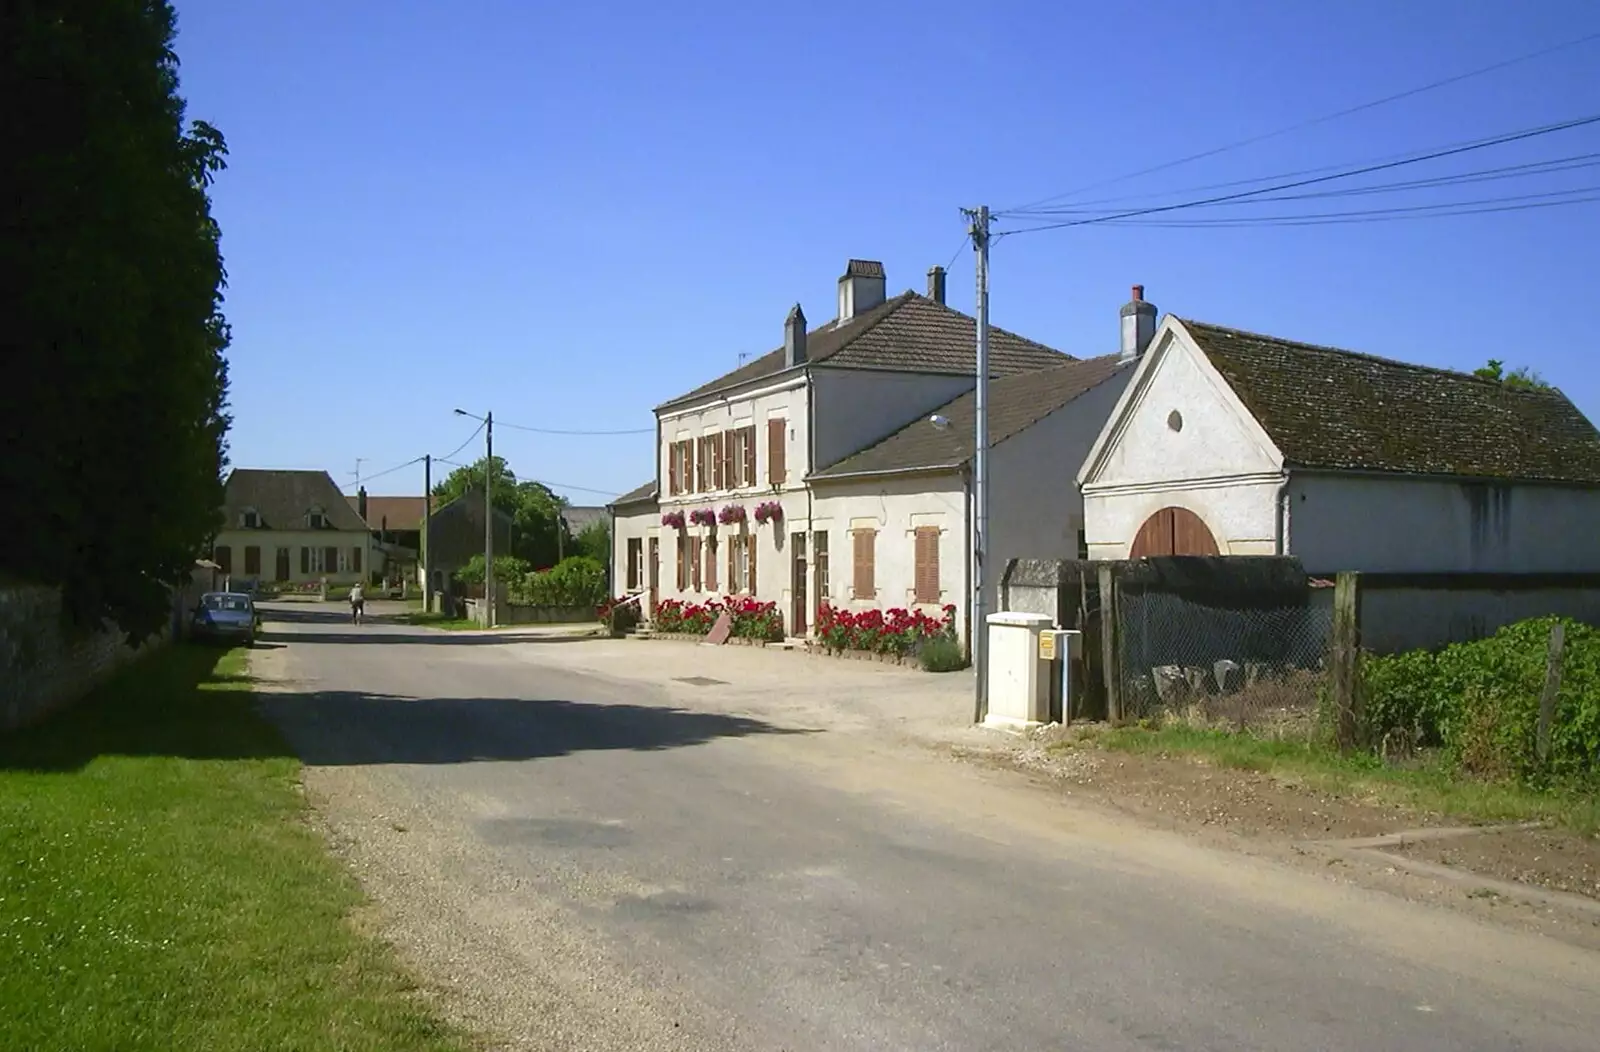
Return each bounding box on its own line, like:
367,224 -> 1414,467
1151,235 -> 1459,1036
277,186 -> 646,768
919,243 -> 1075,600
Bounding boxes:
1387,827 -> 1600,901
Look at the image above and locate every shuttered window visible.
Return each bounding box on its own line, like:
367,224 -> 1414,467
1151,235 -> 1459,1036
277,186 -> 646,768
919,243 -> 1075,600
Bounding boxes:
690,536 -> 702,591
215,545 -> 233,574
243,546 -> 260,576
813,531 -> 830,603
668,440 -> 680,495
705,537 -> 718,592
676,536 -> 688,590
324,546 -> 339,574
300,546 -> 310,575
626,539 -> 642,590
742,425 -> 757,486
351,546 -> 362,574
852,529 -> 876,599
748,531 -> 757,594
715,431 -> 728,489
913,527 -> 940,604
767,418 -> 786,486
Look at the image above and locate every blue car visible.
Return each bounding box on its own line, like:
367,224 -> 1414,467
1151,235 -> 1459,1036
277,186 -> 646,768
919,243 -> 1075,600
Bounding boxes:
192,591 -> 259,646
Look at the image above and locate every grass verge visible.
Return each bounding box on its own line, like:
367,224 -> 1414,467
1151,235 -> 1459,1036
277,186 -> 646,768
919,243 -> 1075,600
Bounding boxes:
0,644 -> 471,1052
1086,725 -> 1600,835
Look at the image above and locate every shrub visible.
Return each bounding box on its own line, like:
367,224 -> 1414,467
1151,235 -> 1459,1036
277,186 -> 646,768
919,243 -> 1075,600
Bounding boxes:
651,596 -> 783,641
919,636 -> 969,673
456,553 -> 531,587
815,603 -> 957,655
1362,616 -> 1600,781
726,596 -> 784,641
517,556 -> 606,608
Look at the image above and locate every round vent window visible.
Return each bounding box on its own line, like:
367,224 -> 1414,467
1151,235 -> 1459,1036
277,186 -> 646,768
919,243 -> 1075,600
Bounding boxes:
1167,410 -> 1184,432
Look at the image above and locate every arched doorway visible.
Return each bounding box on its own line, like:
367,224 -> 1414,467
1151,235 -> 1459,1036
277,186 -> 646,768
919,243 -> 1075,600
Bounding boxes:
1129,506 -> 1219,557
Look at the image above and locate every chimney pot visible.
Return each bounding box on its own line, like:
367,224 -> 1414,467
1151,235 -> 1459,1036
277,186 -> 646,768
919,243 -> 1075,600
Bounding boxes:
784,303 -> 808,368
837,259 -> 887,322
1119,284 -> 1158,361
927,265 -> 947,305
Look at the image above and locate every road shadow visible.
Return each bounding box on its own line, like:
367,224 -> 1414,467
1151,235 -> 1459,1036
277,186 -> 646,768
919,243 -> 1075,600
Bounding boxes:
261,688 -> 807,766
257,604 -> 600,647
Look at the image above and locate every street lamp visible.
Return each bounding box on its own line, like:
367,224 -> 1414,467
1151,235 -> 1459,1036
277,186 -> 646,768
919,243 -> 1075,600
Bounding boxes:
453,408 -> 495,628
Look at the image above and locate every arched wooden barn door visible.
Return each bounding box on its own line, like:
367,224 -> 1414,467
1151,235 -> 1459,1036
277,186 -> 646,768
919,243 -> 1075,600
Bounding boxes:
1129,506 -> 1220,557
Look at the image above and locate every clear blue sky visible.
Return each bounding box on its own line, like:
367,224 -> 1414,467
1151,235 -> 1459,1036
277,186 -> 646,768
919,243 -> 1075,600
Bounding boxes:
175,0 -> 1600,503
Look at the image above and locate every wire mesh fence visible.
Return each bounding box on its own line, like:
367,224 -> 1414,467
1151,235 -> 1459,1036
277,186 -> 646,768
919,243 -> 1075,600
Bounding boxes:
1117,589 -> 1333,735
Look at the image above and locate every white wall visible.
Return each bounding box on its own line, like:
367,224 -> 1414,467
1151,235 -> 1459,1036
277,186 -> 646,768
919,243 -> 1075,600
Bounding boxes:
658,377 -> 810,504
811,368 -> 973,472
212,529 -> 372,583
1081,325 -> 1286,559
610,506 -> 658,595
1290,474 -> 1600,573
808,475 -> 969,641
989,370 -> 1131,589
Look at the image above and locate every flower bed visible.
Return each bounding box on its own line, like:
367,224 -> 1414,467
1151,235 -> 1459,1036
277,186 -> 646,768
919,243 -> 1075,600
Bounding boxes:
815,603 -> 957,658
597,596 -> 642,636
652,596 -> 784,642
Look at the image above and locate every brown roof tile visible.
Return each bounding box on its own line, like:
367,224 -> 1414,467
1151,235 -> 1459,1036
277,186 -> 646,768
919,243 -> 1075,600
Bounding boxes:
658,292 -> 1072,409
223,469 -> 369,531
811,355 -> 1133,479
346,495 -> 427,530
1181,319 -> 1600,484
610,480 -> 658,507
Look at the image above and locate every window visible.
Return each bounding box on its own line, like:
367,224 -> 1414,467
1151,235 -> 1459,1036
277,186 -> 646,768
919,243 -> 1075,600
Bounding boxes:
704,536 -> 718,592
813,531 -> 829,602
351,546 -> 362,574
696,436 -> 711,492
214,545 -> 233,574
322,546 -> 338,574
626,538 -> 643,590
722,426 -> 757,488
675,535 -> 688,590
742,425 -> 757,485
913,527 -> 940,604
300,546 -> 311,575
276,547 -> 291,580
690,535 -> 703,591
240,509 -> 260,528
668,439 -> 694,496
727,535 -> 752,594
244,545 -> 261,576
309,506 -> 326,529
852,528 -> 876,599
767,418 -> 787,486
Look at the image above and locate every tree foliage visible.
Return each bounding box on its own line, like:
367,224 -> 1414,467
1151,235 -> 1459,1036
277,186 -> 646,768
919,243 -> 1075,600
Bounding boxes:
433,457 -> 570,569
2,1 -> 232,638
1473,359 -> 1554,392
572,520 -> 611,565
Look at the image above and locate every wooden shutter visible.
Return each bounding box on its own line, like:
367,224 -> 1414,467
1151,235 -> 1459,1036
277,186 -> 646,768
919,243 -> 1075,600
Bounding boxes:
743,426 -> 757,487
717,432 -> 730,489
767,418 -> 786,485
852,529 -> 876,599
215,545 -> 232,574
324,546 -> 339,574
243,546 -> 260,576
728,536 -> 737,592
668,440 -> 680,495
300,547 -> 310,574
626,539 -> 641,590
747,532 -> 757,594
676,537 -> 687,589
913,527 -> 940,604
691,537 -> 702,591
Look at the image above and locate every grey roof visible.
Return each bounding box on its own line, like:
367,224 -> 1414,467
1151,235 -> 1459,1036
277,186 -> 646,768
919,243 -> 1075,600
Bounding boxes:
561,505 -> 607,532
811,355 -> 1134,480
1182,320 -> 1600,484
223,469 -> 369,531
659,292 -> 1073,409
609,480 -> 658,508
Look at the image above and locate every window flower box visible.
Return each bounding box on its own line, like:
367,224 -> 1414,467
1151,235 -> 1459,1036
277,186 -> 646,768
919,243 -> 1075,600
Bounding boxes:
688,508 -> 717,528
753,500 -> 783,525
661,510 -> 686,530
717,504 -> 747,526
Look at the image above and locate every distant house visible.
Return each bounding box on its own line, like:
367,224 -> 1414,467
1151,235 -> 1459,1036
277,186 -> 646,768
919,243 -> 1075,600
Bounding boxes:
347,490 -> 426,586
1078,316 -> 1600,571
216,469 -> 374,586
610,259 -> 1152,641
423,490 -> 513,595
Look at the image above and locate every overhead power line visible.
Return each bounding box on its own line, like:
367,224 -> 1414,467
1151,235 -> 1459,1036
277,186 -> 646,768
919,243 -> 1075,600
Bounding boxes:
1084,190 -> 1600,229
354,456 -> 424,487
996,111 -> 1600,237
998,28 -> 1600,215
495,419 -> 654,436
435,420 -> 486,464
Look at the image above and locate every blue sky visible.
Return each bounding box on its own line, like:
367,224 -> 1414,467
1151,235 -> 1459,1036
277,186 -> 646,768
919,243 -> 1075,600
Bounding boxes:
175,0 -> 1600,503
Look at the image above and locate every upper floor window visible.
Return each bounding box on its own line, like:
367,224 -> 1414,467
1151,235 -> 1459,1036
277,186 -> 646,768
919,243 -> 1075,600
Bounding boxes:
240,508 -> 260,528
308,506 -> 327,529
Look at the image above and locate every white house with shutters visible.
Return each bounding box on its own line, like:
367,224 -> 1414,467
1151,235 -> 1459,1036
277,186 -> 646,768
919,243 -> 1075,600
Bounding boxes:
609,262 -> 1157,644
216,469 -> 375,587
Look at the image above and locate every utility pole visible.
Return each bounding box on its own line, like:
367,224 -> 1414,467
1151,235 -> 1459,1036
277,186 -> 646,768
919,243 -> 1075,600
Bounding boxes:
484,411 -> 495,628
966,205 -> 992,724
422,454 -> 432,612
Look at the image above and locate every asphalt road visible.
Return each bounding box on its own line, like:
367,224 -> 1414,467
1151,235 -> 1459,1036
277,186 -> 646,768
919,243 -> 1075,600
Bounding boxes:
257,604 -> 1600,1052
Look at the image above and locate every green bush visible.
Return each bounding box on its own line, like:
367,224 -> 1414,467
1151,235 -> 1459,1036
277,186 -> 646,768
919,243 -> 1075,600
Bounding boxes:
918,636 -> 969,673
516,556 -> 607,608
456,554 -> 531,587
1362,616 -> 1600,781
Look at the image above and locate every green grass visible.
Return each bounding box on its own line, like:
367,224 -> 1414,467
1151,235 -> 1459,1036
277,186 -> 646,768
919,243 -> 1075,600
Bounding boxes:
393,611 -> 491,630
1081,725 -> 1600,834
0,645 -> 472,1052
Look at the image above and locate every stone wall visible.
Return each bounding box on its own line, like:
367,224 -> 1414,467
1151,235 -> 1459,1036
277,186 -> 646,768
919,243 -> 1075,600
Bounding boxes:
0,585 -> 142,731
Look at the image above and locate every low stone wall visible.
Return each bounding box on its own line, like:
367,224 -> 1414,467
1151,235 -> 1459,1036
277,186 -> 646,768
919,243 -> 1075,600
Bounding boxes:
502,604 -> 595,626
0,585 -> 142,731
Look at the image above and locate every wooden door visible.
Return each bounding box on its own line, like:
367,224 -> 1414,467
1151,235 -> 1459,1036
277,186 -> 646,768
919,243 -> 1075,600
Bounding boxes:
1129,506 -> 1220,557
647,537 -> 660,613
275,547 -> 290,581
791,532 -> 808,637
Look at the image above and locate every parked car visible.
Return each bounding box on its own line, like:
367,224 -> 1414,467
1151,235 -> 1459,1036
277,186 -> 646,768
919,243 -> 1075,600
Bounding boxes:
192,591 -> 259,646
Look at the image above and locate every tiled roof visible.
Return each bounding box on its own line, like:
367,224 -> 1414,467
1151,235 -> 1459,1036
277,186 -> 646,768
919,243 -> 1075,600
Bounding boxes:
561,505 -> 607,532
659,292 -> 1072,408
811,355 -> 1133,479
610,480 -> 658,507
346,495 -> 427,530
223,469 -> 369,531
1181,319 -> 1600,484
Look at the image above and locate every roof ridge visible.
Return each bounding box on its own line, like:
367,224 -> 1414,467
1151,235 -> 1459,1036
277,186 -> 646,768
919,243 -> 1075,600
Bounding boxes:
1178,317 -> 1562,396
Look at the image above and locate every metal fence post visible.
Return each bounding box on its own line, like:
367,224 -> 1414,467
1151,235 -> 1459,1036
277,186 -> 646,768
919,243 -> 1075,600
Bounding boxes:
1098,563 -> 1122,725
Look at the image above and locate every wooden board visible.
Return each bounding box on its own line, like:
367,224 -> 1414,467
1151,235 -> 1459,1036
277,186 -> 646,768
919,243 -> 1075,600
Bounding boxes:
705,610 -> 733,645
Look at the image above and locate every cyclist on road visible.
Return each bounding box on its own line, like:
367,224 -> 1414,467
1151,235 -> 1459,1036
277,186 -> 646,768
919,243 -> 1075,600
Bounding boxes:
350,581 -> 365,624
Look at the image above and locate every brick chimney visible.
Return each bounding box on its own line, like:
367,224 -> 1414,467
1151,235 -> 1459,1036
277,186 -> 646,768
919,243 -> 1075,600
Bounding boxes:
837,259 -> 886,322
784,303 -> 807,368
357,486 -> 368,522
1120,284 -> 1157,361
927,265 -> 946,305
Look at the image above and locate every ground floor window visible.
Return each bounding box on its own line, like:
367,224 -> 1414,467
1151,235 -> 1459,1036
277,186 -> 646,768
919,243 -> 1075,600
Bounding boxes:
626,538 -> 642,590
727,534 -> 753,594
813,531 -> 829,603
214,545 -> 232,574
